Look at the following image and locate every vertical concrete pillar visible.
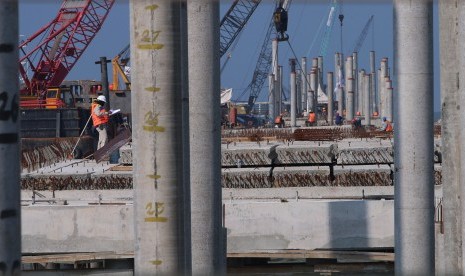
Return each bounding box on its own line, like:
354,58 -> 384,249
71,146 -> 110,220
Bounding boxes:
188,0 -> 225,274
364,74 -> 371,126
394,0 -> 434,275
290,59 -> 297,127
370,50 -> 377,113
358,69 -> 365,115
272,39 -> 280,115
318,55 -> 324,89
309,70 -> 317,112
379,58 -> 388,119
385,79 -> 393,122
327,72 -> 334,125
0,1 -> 20,274
131,1 -> 190,274
352,52 -> 359,113
278,65 -> 283,114
301,57 -> 307,112
269,74 -> 275,122
440,1 -> 462,274
346,78 -> 354,121
345,56 -> 353,116
458,0 -> 465,273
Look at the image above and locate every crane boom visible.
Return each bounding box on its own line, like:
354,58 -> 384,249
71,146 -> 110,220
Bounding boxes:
246,0 -> 291,111
220,0 -> 262,57
319,0 -> 339,59
352,15 -> 374,53
19,0 -> 115,97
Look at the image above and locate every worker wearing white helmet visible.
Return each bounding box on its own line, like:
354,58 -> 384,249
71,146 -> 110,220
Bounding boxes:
91,95 -> 110,149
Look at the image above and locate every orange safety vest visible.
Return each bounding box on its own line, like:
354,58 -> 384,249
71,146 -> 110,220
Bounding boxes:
307,112 -> 316,123
386,121 -> 393,132
91,102 -> 109,127
274,116 -> 283,124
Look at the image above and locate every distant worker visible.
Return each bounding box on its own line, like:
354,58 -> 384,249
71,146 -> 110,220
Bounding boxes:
335,112 -> 343,126
380,117 -> 393,132
352,117 -> 362,129
91,95 -> 111,149
306,110 -> 316,126
302,109 -> 308,117
274,114 -> 285,128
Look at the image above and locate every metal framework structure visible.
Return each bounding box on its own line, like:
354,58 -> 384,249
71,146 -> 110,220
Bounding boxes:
111,43 -> 130,91
352,15 -> 374,53
319,0 -> 339,59
19,0 -> 115,97
246,0 -> 291,112
220,0 -> 262,57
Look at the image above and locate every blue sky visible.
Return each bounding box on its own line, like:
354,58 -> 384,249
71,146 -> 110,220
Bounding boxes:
19,0 -> 440,112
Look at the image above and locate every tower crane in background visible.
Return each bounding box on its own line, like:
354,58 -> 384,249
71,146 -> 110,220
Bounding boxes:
111,0 -> 262,90
351,15 -> 374,54
244,0 -> 291,112
319,0 -> 340,59
19,0 -> 115,104
220,0 -> 262,57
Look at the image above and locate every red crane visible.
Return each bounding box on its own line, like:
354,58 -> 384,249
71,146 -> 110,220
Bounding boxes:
19,0 -> 115,100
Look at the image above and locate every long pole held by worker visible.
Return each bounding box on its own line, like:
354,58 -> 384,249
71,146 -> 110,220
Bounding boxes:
70,114 -> 92,158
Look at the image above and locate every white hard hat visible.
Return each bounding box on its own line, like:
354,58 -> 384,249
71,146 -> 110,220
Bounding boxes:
97,95 -> 106,103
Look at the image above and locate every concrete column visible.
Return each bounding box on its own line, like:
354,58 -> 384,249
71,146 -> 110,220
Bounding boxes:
131,1 -> 190,274
346,78 -> 354,121
327,72 -> 334,125
345,56 -> 353,116
95,57 -> 111,110
269,74 -> 275,122
353,52 -> 359,113
385,78 -> 393,122
440,1 -> 462,274
379,59 -> 388,119
278,66 -> 283,114
272,39 -> 280,115
301,57 -> 307,112
188,0 -> 225,274
317,55 -> 324,86
458,0 -> 465,273
0,1 -> 20,274
370,51 -> 377,113
364,74 -> 371,126
358,69 -> 365,115
290,59 -> 297,127
296,69 -> 302,115
394,1 -> 434,275
309,70 -> 317,112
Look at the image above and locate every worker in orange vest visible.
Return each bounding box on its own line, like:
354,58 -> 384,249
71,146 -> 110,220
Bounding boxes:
381,117 -> 393,132
91,95 -> 110,149
306,110 -> 316,126
274,114 -> 284,128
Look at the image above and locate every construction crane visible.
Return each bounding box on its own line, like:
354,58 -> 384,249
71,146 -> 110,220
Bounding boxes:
111,0 -> 262,90
245,0 -> 291,112
111,44 -> 131,91
319,0 -> 340,59
220,0 -> 262,57
352,15 -> 374,53
19,0 -> 115,102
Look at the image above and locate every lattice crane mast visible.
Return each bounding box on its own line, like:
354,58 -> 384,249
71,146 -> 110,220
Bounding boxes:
19,0 -> 115,98
319,0 -> 339,59
245,0 -> 291,112
110,0 -> 262,90
220,0 -> 262,57
352,15 -> 374,53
